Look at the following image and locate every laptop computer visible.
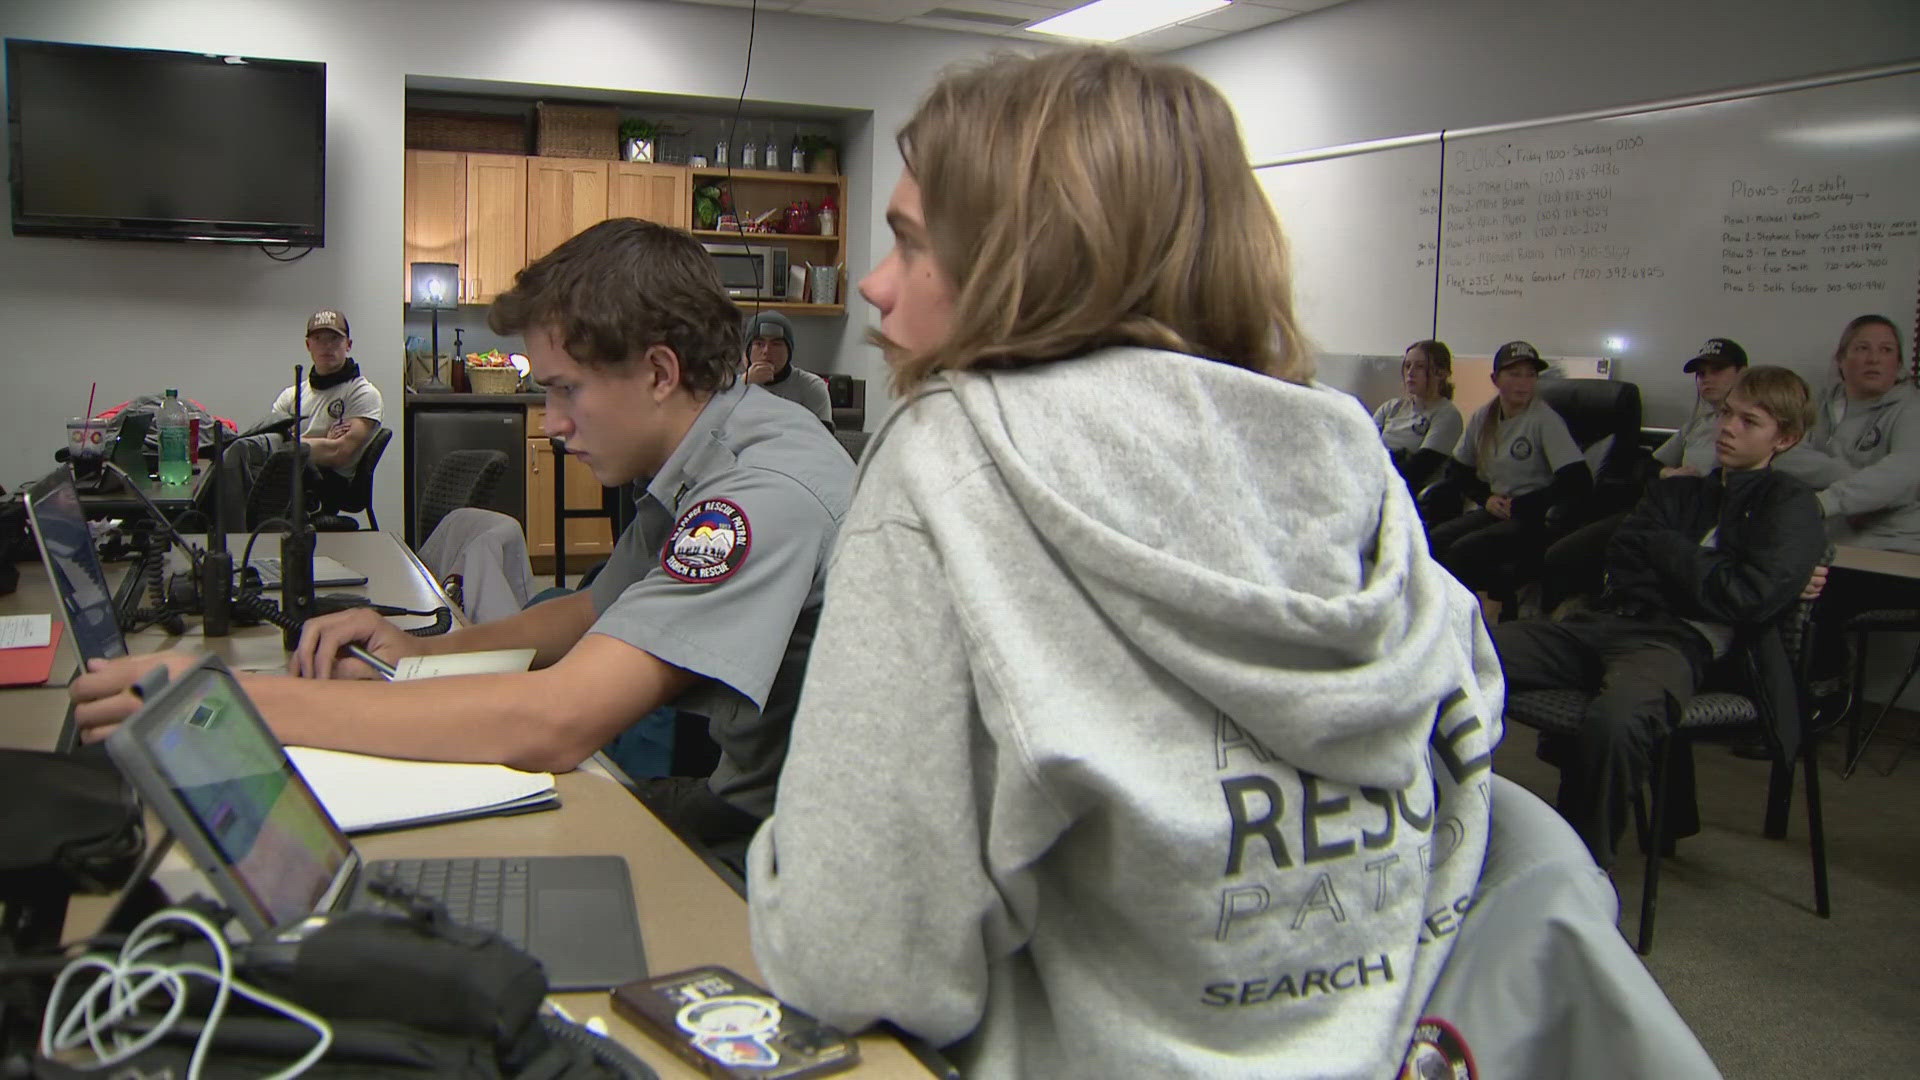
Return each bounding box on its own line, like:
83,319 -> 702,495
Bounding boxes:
110,412 -> 155,477
105,655 -> 648,991
23,470 -> 130,667
244,554 -> 369,589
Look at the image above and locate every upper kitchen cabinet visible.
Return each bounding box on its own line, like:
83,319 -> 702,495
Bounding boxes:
402,150 -> 465,303
464,153 -> 528,304
609,162 -> 690,230
527,157 -> 612,263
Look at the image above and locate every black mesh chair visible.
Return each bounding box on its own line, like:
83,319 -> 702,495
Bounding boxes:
833,429 -> 872,462
415,449 -> 510,546
1502,599 -> 1831,954
312,426 -> 393,532
243,428 -> 392,532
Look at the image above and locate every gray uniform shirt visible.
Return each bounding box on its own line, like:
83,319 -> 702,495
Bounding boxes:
1451,398 -> 1586,497
762,366 -> 835,429
1652,408 -> 1720,474
1786,382 -> 1920,553
588,380 -> 853,816
269,375 -> 384,475
1372,396 -> 1464,457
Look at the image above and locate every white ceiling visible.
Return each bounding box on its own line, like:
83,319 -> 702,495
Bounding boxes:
664,0 -> 1350,53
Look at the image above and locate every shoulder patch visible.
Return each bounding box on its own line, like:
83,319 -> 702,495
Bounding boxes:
1399,1017 -> 1477,1080
662,498 -> 752,584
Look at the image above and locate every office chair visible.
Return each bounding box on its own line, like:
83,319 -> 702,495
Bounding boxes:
416,449 -> 510,545
1502,598 -> 1831,954
312,426 -> 393,532
1534,379 -> 1647,521
243,427 -> 392,533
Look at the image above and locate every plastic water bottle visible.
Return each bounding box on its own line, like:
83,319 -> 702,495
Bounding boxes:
157,388 -> 191,485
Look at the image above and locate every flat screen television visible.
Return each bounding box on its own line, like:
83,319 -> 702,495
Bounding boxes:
7,38 -> 325,246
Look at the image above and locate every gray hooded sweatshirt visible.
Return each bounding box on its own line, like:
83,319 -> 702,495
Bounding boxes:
748,348 -> 1504,1078
1787,381 -> 1920,554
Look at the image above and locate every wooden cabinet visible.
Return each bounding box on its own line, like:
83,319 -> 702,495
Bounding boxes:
525,435 -> 615,561
689,167 -> 848,316
405,154 -> 843,315
527,157 -> 612,263
464,153 -> 528,304
403,151 -> 465,303
609,162 -> 690,229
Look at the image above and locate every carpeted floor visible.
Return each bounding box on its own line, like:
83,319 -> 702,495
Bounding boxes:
1494,716 -> 1920,1079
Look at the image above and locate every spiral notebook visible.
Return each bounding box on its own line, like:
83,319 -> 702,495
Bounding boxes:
284,747 -> 558,833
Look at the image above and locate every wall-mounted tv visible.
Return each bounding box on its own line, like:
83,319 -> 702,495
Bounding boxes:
6,39 -> 326,246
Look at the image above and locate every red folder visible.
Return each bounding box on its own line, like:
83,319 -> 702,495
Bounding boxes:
0,620 -> 65,687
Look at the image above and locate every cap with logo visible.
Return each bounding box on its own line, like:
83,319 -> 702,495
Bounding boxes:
1492,340 -> 1547,374
305,310 -> 351,337
1681,337 -> 1747,373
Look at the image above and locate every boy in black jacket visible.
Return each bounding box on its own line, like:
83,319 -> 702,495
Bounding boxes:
1493,366 -> 1826,868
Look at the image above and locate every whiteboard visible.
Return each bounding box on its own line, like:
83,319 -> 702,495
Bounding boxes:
1256,68 -> 1920,425
1258,143 -> 1439,359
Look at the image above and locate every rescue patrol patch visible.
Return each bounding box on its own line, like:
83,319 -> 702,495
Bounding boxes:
1412,414 -> 1432,436
1509,436 -> 1534,460
1398,1017 -> 1476,1080
327,399 -> 346,420
662,499 -> 751,584
1856,426 -> 1882,453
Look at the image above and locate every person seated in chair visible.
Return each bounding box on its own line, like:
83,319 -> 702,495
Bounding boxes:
1427,341 -> 1590,616
1490,366 -> 1826,869
1539,337 -> 1747,615
205,309 -> 384,519
1372,338 -> 1463,492
741,310 -> 834,429
73,221 -> 855,855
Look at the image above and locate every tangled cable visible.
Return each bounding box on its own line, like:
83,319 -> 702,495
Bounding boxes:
39,906 -> 332,1078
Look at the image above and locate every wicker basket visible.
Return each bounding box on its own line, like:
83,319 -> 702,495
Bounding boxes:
405,109 -> 529,154
536,102 -> 618,160
467,366 -> 522,395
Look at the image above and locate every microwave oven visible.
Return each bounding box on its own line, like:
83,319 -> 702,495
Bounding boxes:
702,242 -> 790,301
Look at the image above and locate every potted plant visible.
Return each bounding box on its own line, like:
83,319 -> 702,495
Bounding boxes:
799,133 -> 838,175
620,117 -> 657,162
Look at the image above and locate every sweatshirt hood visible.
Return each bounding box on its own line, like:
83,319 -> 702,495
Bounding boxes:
941,348 -> 1482,789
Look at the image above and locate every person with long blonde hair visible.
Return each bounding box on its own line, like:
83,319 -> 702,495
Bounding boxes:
1373,339 -> 1462,489
747,48 -> 1502,1077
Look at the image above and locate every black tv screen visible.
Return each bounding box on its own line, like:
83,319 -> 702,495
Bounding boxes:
7,39 -> 325,245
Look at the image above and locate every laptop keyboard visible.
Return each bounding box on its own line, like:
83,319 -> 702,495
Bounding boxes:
354,857 -> 532,947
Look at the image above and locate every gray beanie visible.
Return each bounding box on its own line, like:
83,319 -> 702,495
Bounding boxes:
745,310 -> 797,362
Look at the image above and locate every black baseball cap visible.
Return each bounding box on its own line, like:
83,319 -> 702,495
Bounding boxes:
1682,337 -> 1748,373
1493,340 -> 1547,374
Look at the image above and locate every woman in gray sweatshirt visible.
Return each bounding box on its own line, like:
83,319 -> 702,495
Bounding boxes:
746,48 -> 1502,1079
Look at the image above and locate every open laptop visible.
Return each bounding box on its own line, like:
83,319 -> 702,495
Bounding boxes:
105,655 -> 648,991
24,470 -> 130,666
110,412 -> 155,478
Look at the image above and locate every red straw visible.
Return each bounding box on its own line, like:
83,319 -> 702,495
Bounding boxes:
84,381 -> 97,422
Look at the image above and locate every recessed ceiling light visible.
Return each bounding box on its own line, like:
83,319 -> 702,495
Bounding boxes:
1026,0 -> 1231,43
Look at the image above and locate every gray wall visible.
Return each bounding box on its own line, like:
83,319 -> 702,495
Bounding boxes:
1174,0 -> 1920,164
0,0 -> 1017,528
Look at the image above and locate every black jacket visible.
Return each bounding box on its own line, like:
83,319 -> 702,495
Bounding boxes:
1599,466 -> 1826,755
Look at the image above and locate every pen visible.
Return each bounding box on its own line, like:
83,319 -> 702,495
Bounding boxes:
346,644 -> 398,681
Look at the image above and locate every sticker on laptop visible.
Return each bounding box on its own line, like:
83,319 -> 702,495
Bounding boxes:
662,499 -> 752,584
